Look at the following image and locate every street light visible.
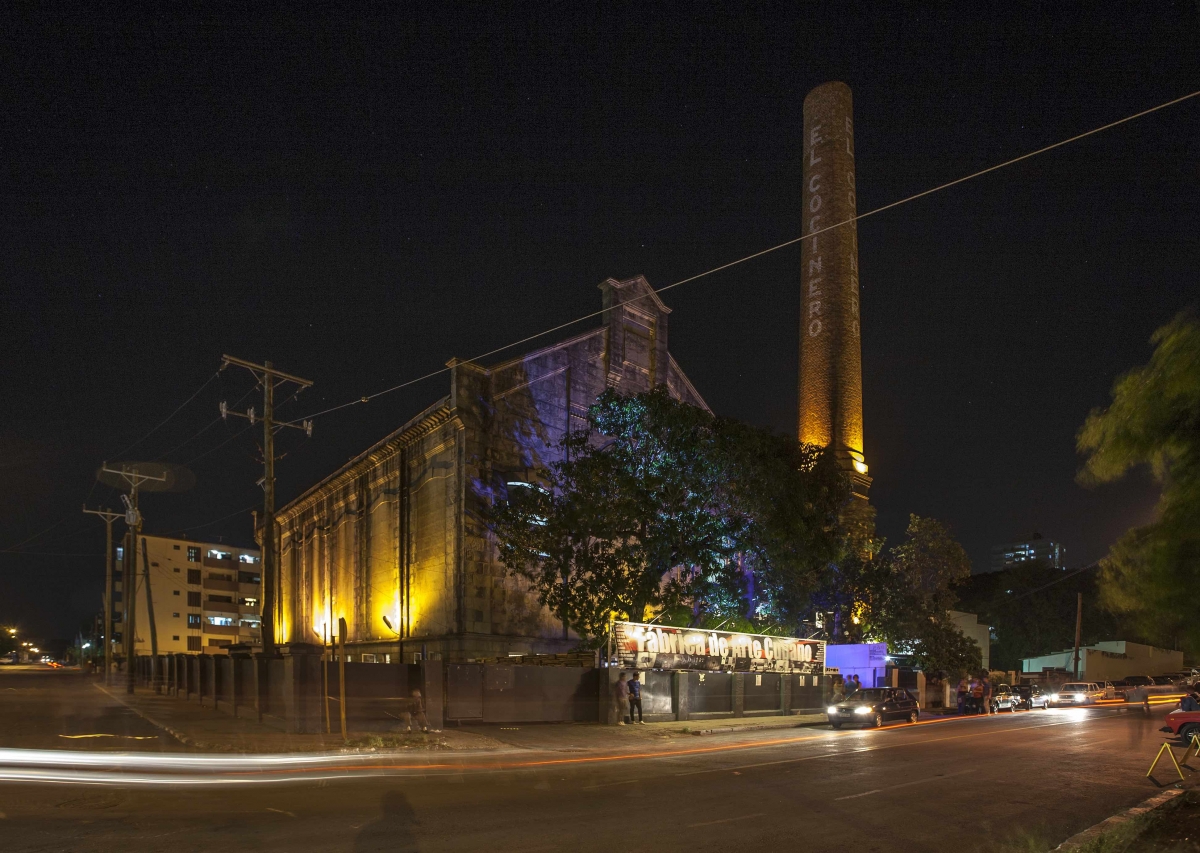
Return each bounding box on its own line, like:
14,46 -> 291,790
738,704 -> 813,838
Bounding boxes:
382,614 -> 403,665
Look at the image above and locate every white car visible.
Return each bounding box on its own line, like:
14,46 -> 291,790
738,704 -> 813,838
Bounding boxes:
1049,682 -> 1104,707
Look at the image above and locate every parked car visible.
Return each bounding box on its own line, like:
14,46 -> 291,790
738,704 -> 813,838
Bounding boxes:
991,685 -> 1022,713
1049,682 -> 1104,707
1152,675 -> 1178,686
1097,681 -> 1120,699
1124,675 -> 1182,701
827,688 -> 920,729
1014,683 -> 1050,710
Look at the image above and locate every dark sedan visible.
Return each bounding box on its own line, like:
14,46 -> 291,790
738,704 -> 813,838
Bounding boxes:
827,688 -> 920,728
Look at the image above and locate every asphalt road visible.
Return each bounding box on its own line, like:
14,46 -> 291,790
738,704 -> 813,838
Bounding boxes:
0,668 -> 1180,852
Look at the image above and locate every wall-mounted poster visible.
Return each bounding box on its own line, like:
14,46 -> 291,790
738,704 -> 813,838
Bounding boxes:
614,622 -> 825,674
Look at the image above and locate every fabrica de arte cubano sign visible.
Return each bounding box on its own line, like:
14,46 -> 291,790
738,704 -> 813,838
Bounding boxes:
614,622 -> 825,674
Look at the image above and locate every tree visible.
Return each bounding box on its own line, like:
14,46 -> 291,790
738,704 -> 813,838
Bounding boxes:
955,560 -> 1126,671
488,387 -> 847,645
824,514 -> 981,676
1077,312 -> 1200,651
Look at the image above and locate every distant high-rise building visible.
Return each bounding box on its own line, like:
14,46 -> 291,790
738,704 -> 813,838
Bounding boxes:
989,533 -> 1065,572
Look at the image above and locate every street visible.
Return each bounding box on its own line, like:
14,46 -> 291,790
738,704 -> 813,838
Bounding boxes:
0,668 -> 1180,851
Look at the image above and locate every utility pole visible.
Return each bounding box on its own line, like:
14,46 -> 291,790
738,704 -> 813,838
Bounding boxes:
219,355 -> 312,658
100,463 -> 167,692
82,506 -> 124,687
1072,592 -> 1083,680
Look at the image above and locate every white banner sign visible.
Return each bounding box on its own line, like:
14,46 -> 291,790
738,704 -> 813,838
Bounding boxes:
614,621 -> 825,674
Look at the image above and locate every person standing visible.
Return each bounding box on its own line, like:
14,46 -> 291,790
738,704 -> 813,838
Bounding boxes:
628,671 -> 645,724
970,678 -> 984,714
614,672 -> 630,725
956,676 -> 969,715
851,674 -> 862,693
982,675 -> 993,715
406,688 -> 431,733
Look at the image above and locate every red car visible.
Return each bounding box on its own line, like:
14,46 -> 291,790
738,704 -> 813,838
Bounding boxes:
1160,708 -> 1200,743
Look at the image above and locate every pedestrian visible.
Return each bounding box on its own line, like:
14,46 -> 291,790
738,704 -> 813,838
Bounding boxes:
1181,690 -> 1200,713
628,671 -> 645,724
407,688 -> 431,733
982,675 -> 993,715
852,674 -> 862,693
970,678 -> 984,714
956,677 -> 969,715
832,679 -> 846,703
614,672 -> 630,725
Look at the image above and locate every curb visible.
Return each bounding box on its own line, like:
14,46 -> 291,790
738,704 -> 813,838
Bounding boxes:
1053,786 -> 1188,851
689,720 -> 823,736
94,683 -> 201,749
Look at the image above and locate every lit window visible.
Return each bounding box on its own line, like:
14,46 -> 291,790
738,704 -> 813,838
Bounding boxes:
238,554 -> 259,564
207,549 -> 232,561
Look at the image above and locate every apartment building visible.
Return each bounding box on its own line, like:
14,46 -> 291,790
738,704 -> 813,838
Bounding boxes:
115,534 -> 262,655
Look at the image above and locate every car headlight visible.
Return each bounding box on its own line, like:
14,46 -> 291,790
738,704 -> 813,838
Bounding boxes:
827,706 -> 839,715
1050,694 -> 1059,702
1074,693 -> 1086,701
854,706 -> 873,715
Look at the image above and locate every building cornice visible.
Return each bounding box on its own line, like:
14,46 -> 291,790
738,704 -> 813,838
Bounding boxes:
277,397 -> 453,522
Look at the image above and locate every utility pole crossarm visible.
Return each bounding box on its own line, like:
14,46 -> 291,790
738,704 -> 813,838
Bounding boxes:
221,355 -> 313,388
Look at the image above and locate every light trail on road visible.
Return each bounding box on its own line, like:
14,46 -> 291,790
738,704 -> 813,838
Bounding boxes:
0,705 -> 1152,788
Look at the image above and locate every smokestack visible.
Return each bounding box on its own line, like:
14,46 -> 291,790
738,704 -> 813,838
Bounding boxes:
798,81 -> 870,499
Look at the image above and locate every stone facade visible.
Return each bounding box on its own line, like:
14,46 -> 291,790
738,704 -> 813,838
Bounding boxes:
275,276 -> 708,661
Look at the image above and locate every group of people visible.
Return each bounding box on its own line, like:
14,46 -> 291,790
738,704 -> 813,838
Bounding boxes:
613,671 -> 646,725
830,674 -> 862,702
956,675 -> 993,715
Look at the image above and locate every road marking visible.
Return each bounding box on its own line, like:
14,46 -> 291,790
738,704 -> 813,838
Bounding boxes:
672,719 -> 1086,777
266,807 -> 295,817
687,812 -> 765,828
582,778 -> 639,790
834,769 -> 971,800
675,750 -> 846,776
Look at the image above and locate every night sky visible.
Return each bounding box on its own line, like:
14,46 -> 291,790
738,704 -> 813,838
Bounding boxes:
3,6 -> 1197,639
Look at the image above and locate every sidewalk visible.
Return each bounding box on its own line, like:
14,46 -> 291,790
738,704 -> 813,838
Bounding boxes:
96,682 -> 825,754
94,684 -> 505,753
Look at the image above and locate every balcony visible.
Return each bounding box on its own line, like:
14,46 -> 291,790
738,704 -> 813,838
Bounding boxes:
203,578 -> 238,592
238,582 -> 260,596
202,623 -> 239,636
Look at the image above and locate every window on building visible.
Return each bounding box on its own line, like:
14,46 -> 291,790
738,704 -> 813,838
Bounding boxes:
187,614 -> 201,627
187,569 -> 201,585
172,635 -> 180,641
241,597 -> 259,607
172,612 -> 180,618
116,547 -> 124,561
361,653 -> 378,663
173,567 -> 180,573
187,546 -> 200,562
238,554 -> 260,564
187,636 -> 201,651
208,639 -> 228,647
150,561 -> 159,567
238,571 -> 261,585
208,616 -> 235,626
208,595 -> 234,604
207,549 -> 232,561
187,591 -> 201,607
113,591 -> 122,602
172,590 -> 180,596
173,544 -> 181,550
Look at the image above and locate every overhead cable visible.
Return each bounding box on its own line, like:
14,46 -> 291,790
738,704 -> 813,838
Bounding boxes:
283,87 -> 1200,427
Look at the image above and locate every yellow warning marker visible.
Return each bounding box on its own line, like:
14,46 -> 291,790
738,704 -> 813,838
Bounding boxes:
1189,731 -> 1200,759
1147,742 -> 1186,781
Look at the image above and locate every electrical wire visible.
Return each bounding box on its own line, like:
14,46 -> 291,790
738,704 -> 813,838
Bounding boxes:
109,370 -> 221,460
282,87 -> 1200,427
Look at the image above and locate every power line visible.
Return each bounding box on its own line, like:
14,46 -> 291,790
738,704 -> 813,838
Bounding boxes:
110,370 -> 221,460
282,87 -> 1200,427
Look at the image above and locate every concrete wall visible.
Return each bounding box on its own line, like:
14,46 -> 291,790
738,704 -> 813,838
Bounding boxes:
949,610 -> 991,670
1022,641 -> 1184,681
